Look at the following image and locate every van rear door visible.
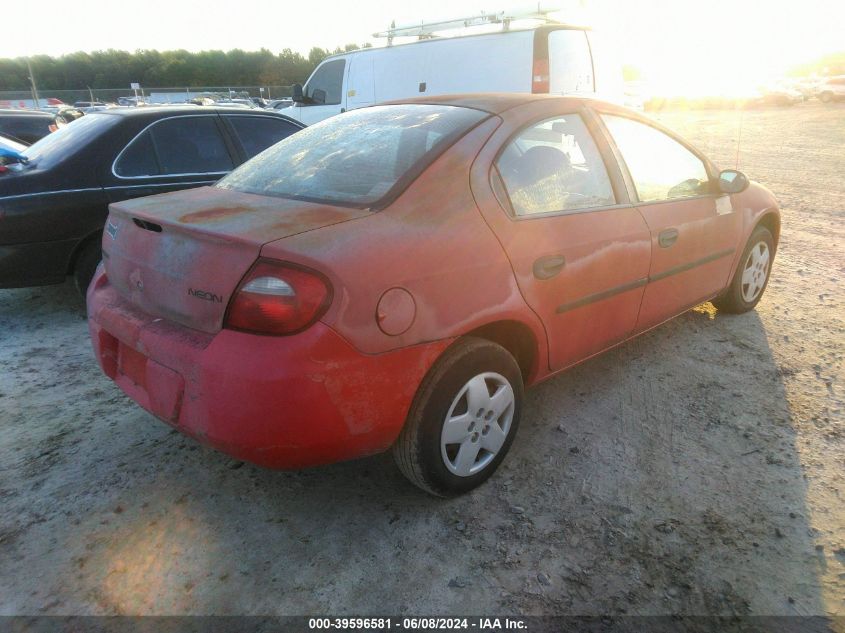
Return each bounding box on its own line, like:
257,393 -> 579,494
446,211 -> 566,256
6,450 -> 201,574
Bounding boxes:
546,28 -> 595,95
586,30 -> 625,103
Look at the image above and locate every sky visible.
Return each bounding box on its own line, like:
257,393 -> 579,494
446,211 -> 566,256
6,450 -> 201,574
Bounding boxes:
4,0 -> 844,96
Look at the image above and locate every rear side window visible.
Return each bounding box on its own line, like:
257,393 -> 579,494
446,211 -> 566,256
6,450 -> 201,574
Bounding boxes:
496,114 -> 615,216
226,116 -> 301,157
217,104 -> 487,207
115,116 -> 234,177
304,59 -> 346,105
115,131 -> 157,176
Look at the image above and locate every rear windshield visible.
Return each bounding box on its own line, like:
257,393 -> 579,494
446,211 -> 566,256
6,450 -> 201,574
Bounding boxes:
216,104 -> 488,207
22,113 -> 119,169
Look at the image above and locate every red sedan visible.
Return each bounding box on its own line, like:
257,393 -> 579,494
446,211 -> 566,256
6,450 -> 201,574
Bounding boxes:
87,95 -> 780,496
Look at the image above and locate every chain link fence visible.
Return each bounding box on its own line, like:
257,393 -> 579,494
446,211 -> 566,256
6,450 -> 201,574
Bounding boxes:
0,86 -> 296,109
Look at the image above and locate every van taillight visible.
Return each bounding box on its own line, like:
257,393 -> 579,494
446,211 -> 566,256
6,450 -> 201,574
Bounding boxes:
532,58 -> 550,94
224,259 -> 332,336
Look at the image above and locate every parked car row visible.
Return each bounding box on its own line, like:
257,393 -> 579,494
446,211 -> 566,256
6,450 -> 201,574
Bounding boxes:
0,109 -> 63,144
0,107 -> 303,292
817,76 -> 845,102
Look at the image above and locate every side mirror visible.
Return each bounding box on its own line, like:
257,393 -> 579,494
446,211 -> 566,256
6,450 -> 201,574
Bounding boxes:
291,83 -> 304,103
311,88 -> 327,105
718,169 -> 749,194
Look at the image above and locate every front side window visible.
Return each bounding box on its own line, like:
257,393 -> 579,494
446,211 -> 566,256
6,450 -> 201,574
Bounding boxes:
217,104 -> 487,207
304,59 -> 346,105
601,115 -> 709,202
115,116 -> 234,177
496,114 -> 615,216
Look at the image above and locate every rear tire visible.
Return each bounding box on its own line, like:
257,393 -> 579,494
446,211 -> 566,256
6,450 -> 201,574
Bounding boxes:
73,240 -> 102,297
393,337 -> 523,497
713,226 -> 774,314
820,91 -> 833,103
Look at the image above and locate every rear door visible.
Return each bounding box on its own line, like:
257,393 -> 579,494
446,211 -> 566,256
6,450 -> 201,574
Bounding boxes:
596,111 -> 742,330
105,114 -> 236,203
471,101 -> 652,371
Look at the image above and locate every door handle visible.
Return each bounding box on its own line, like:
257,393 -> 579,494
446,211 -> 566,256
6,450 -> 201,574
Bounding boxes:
533,255 -> 566,280
658,228 -> 679,248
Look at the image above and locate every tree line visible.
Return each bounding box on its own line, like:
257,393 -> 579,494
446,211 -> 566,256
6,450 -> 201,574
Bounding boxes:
0,45 -> 371,91
3,44 -> 839,93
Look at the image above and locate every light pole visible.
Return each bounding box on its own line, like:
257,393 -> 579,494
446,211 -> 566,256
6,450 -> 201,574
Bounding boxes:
25,58 -> 40,109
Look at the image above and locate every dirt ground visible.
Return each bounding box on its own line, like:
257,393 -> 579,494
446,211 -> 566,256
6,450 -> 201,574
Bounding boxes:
0,103 -> 843,617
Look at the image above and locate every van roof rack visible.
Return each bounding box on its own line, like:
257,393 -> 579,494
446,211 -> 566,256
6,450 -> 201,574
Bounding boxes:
373,3 -> 561,45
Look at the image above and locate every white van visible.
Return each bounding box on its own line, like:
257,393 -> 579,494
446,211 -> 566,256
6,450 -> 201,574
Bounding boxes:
281,24 -> 623,125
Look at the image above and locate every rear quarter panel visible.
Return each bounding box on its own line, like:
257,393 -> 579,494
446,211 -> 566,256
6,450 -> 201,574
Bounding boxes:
259,116 -> 548,369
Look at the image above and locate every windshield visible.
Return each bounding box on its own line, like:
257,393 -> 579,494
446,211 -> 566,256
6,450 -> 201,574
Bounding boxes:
22,113 -> 119,168
217,104 -> 488,207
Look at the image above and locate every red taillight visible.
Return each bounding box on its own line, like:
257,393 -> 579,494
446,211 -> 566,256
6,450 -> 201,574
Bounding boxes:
224,260 -> 332,336
532,58 -> 550,94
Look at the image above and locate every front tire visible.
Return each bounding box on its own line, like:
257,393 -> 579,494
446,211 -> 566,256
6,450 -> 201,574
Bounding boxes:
713,226 -> 774,314
393,337 -> 523,497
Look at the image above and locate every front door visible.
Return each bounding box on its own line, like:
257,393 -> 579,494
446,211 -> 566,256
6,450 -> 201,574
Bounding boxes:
474,108 -> 652,371
598,114 -> 742,330
295,58 -> 348,125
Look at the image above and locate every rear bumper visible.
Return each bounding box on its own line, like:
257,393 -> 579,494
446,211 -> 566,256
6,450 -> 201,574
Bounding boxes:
87,268 -> 450,469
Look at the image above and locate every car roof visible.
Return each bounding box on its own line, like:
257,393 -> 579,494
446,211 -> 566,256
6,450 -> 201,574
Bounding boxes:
90,105 -> 285,117
0,109 -> 56,118
380,93 -> 629,116
85,105 -> 304,126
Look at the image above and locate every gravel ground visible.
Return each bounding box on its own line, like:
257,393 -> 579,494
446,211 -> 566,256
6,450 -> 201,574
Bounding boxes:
0,103 -> 843,617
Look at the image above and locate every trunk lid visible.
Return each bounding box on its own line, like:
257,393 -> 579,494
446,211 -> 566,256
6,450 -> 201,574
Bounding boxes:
103,186 -> 368,333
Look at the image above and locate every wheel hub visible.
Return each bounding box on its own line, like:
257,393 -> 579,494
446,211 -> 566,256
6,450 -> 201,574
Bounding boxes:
740,241 -> 770,303
440,372 -> 515,477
